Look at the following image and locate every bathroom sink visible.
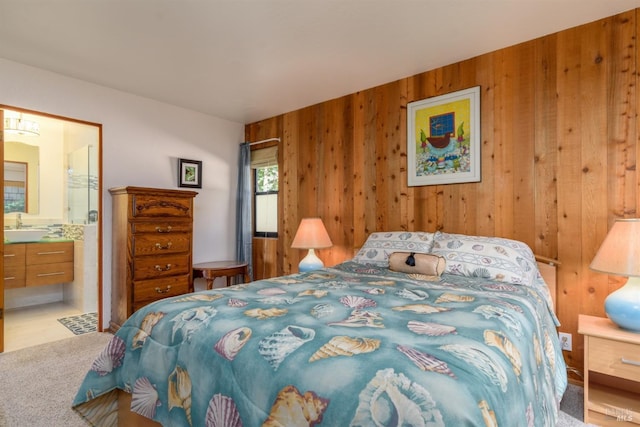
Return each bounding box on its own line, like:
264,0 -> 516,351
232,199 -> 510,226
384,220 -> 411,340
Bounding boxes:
4,229 -> 49,242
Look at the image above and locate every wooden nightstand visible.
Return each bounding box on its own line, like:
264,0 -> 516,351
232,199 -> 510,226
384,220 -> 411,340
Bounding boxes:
578,315 -> 640,425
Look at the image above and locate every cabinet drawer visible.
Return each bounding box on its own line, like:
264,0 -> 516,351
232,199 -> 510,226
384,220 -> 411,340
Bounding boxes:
131,222 -> 192,234
26,242 -> 74,265
4,266 -> 25,288
133,275 -> 191,310
26,261 -> 74,286
133,254 -> 191,280
4,243 -> 26,268
589,336 -> 640,382
132,233 -> 191,256
132,195 -> 193,219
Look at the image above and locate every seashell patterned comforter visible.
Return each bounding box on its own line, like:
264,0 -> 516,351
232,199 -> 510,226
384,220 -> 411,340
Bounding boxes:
73,261 -> 567,426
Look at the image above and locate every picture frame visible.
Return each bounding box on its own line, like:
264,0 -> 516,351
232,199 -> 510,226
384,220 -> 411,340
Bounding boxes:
178,158 -> 202,188
407,86 -> 481,186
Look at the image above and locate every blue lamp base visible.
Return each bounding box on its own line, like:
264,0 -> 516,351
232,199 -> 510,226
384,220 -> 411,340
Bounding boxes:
298,248 -> 324,273
605,276 -> 640,332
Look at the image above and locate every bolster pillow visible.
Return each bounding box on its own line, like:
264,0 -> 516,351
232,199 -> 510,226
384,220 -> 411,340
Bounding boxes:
388,252 -> 446,276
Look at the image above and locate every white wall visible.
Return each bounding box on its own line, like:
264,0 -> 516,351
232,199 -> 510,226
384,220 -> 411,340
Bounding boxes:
0,58 -> 245,328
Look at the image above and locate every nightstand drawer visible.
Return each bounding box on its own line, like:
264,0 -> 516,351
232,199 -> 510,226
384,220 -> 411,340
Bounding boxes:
589,336 -> 640,383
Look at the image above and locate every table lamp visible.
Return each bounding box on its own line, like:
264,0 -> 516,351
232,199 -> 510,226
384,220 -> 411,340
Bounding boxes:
291,217 -> 332,272
590,218 -> 640,332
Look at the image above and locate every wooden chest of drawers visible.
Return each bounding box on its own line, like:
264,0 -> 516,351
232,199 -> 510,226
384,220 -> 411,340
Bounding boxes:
109,186 -> 198,330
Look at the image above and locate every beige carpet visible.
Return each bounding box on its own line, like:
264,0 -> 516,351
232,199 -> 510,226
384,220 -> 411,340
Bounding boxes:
0,331 -> 588,426
0,332 -> 112,427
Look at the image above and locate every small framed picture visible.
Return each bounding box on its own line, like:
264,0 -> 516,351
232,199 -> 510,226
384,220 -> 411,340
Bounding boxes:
178,158 -> 202,188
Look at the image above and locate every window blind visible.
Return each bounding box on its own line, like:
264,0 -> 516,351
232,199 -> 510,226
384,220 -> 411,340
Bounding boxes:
250,146 -> 278,169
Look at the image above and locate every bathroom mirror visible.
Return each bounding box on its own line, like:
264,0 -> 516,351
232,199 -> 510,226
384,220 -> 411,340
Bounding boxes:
4,142 -> 39,214
3,109 -> 100,223
4,160 -> 28,213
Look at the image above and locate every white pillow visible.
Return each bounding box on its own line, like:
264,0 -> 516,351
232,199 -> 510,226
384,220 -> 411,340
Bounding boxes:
353,231 -> 435,267
431,231 -> 537,286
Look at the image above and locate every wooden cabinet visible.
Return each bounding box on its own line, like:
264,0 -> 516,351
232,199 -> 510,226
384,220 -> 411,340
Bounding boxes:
109,186 -> 198,330
579,314 -> 640,426
4,243 -> 26,288
4,241 -> 74,288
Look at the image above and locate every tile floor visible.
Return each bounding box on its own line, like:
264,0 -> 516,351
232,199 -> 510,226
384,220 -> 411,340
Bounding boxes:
3,301 -> 83,352
2,278 -> 211,353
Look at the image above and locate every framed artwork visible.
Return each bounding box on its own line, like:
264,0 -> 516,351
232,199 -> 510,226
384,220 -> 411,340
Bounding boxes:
178,158 -> 202,188
407,86 -> 481,186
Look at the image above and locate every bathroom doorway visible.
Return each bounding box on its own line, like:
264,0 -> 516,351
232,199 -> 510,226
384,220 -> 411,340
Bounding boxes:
0,106 -> 102,352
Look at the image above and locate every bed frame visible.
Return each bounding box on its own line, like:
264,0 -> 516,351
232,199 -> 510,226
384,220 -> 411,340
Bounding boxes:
113,255 -> 559,426
118,391 -> 158,426
535,254 -> 559,312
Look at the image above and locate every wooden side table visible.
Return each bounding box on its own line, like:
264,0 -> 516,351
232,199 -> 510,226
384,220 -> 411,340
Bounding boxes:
578,314 -> 640,426
193,261 -> 249,289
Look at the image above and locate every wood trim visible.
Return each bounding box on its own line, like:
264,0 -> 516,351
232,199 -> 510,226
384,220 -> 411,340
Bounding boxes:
534,254 -> 561,266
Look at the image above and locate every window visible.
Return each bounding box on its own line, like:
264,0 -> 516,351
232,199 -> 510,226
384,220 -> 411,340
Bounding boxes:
252,146 -> 278,237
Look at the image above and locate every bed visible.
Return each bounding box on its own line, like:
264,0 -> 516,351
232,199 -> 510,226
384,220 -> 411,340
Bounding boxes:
73,231 -> 567,426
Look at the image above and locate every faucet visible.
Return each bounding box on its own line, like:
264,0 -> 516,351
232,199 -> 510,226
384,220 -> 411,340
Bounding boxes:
16,213 -> 22,229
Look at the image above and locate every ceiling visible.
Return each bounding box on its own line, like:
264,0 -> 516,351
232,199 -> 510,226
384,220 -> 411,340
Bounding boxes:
1,1 -> 639,125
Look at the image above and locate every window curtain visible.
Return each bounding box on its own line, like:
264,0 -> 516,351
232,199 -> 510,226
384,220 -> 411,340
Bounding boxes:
235,142 -> 253,280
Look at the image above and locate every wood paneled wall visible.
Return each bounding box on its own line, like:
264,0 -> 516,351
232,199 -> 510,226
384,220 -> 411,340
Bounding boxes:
246,9 -> 639,376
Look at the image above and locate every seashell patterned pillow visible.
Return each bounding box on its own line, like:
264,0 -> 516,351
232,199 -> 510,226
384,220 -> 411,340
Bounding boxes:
431,231 -> 538,286
352,231 -> 435,267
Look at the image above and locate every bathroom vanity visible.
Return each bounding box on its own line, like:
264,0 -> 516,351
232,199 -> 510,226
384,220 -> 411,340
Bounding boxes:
4,241 -> 74,288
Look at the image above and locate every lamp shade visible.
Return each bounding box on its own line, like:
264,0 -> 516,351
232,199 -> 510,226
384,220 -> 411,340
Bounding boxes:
291,218 -> 332,272
591,219 -> 640,276
291,218 -> 332,249
590,218 -> 640,331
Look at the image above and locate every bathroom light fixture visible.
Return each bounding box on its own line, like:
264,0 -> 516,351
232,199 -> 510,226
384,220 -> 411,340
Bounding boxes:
291,217 -> 332,272
590,218 -> 640,332
4,114 -> 40,136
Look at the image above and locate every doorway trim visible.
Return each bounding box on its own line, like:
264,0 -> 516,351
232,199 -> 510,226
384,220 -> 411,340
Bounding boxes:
0,104 -> 104,352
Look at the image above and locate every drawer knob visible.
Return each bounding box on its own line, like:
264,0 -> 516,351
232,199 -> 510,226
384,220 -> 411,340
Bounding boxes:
155,264 -> 172,272
622,357 -> 640,367
155,226 -> 173,233
155,285 -> 172,294
155,242 -> 173,250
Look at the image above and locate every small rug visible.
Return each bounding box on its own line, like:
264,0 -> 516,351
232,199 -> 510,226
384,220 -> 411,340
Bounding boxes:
57,312 -> 97,335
